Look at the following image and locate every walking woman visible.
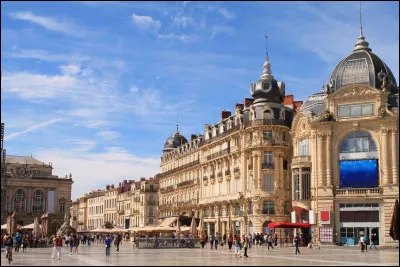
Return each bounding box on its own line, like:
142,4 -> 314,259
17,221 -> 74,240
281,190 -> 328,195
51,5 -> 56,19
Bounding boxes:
22,235 -> 28,252
243,236 -> 249,258
74,234 -> 80,254
228,234 -> 233,250
69,235 -> 75,255
235,236 -> 242,257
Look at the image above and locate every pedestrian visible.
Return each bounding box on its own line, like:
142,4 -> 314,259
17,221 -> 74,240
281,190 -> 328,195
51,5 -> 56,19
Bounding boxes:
267,234 -> 274,250
115,234 -> 121,252
294,232 -> 301,255
69,234 -> 75,255
14,232 -> 22,252
65,235 -> 69,248
370,234 -> 378,249
74,234 -> 80,254
243,236 -> 249,258
228,234 -> 233,250
274,232 -> 278,247
359,234 -> 365,252
363,234 -> 369,252
52,235 -> 63,260
22,235 -> 28,252
105,235 -> 112,257
210,234 -> 215,250
214,232 -> 219,250
235,236 -> 242,257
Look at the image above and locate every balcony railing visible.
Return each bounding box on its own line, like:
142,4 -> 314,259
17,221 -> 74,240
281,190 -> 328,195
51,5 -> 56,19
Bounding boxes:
160,159 -> 200,177
117,209 -> 124,215
244,119 -> 290,128
131,209 -> 140,215
335,188 -> 382,195
262,162 -> 275,169
140,188 -> 158,193
146,200 -> 158,205
234,167 -> 240,173
206,148 -> 231,161
292,155 -> 311,164
160,185 -> 175,194
225,169 -> 231,176
210,174 -> 216,179
199,124 -> 241,147
134,197 -> 140,202
217,172 -> 223,178
178,180 -> 195,187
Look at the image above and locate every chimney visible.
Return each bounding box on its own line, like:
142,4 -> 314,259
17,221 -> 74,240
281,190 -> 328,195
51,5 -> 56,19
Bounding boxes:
221,110 -> 231,120
284,95 -> 294,105
111,184 -> 114,188
191,134 -> 197,141
106,185 -> 110,190
235,104 -> 244,113
141,177 -> 146,181
244,98 -> 254,108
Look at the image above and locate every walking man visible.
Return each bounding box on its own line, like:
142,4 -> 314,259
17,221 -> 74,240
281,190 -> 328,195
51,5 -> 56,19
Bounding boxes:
243,236 -> 249,258
52,235 -> 63,260
370,234 -> 378,249
267,234 -> 274,250
294,233 -> 301,255
105,235 -> 112,257
214,232 -> 219,250
14,232 -> 22,252
115,234 -> 121,252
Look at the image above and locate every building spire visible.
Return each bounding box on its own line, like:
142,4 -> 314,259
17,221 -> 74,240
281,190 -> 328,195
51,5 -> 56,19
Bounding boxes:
260,31 -> 274,80
353,1 -> 371,52
176,112 -> 179,133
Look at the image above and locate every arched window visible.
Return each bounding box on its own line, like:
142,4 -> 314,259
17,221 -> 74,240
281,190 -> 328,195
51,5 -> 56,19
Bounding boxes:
340,131 -> 377,153
263,201 -> 275,214
13,189 -> 25,211
32,190 -> 45,212
59,198 -> 66,214
264,110 -> 273,120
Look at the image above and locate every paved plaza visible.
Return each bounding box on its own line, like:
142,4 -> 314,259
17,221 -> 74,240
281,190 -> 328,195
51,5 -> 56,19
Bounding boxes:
1,243 -> 399,266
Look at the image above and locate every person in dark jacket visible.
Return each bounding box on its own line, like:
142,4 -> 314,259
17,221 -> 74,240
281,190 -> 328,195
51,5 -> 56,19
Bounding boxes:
294,233 -> 301,255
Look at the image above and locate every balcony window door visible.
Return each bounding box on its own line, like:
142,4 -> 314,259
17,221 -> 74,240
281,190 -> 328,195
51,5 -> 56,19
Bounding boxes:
299,139 -> 309,156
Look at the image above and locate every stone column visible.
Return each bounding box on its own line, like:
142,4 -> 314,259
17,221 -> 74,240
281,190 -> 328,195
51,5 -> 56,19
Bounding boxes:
392,130 -> 399,184
317,134 -> 324,187
326,133 -> 332,187
382,129 -> 389,186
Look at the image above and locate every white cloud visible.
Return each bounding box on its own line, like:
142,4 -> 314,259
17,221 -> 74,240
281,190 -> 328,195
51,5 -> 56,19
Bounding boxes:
5,118 -> 63,141
173,16 -> 195,29
157,33 -> 195,43
131,13 -> 161,32
65,108 -> 96,118
9,11 -> 85,37
5,49 -> 89,63
219,9 -> 236,20
65,139 -> 97,152
131,86 -> 139,93
183,1 -> 191,8
58,64 -> 81,76
96,131 -> 120,140
210,25 -> 234,39
37,147 -> 160,199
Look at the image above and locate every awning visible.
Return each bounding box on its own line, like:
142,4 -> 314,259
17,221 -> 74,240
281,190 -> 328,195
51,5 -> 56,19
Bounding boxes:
157,217 -> 177,228
268,222 -> 312,228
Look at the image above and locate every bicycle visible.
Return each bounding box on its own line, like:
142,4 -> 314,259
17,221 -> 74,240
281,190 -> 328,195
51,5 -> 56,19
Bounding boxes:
5,246 -> 13,265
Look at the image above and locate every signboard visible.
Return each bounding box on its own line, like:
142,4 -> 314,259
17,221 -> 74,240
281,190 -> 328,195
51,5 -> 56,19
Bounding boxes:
319,227 -> 333,243
309,210 -> 315,224
320,210 -> 330,225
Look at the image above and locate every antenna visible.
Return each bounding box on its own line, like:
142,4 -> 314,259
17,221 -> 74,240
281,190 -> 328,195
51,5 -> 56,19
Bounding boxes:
176,112 -> 179,133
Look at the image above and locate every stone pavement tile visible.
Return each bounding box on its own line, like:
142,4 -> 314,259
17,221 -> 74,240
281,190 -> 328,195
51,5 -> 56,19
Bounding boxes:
1,243 -> 398,266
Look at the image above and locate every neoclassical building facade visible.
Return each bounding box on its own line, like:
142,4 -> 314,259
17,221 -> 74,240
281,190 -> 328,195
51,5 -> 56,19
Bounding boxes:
159,50 -> 302,236
4,155 -> 73,234
290,30 -> 399,246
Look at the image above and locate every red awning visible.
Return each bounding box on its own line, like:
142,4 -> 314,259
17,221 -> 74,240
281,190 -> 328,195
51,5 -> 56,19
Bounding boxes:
268,222 -> 312,229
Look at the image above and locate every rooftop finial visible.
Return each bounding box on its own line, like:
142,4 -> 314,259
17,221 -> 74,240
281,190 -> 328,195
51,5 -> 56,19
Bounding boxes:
260,31 -> 274,80
359,1 -> 363,37
353,1 -> 371,52
176,112 -> 179,133
264,31 -> 268,53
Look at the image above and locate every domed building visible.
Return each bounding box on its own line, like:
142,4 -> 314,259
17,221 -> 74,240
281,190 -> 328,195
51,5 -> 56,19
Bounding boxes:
162,126 -> 188,154
290,26 -> 399,247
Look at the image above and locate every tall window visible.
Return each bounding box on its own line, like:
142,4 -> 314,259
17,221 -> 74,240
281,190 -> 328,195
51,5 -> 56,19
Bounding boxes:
227,180 -> 231,194
284,201 -> 290,215
338,103 -> 374,118
301,168 -> 311,200
235,203 -> 241,216
293,168 -> 300,200
264,151 -> 273,163
264,110 -> 273,119
263,174 -> 274,191
59,200 -> 66,214
236,179 -> 240,193
263,201 -> 275,214
264,130 -> 272,140
248,201 -> 253,214
340,132 -> 377,153
13,189 -> 25,211
299,139 -> 309,156
218,182 -> 222,196
212,183 -> 215,196
32,190 -> 44,212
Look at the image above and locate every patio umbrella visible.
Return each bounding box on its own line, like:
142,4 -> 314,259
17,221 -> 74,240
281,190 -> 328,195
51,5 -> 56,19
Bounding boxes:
389,199 -> 399,241
190,216 -> 197,238
176,216 -> 181,234
198,210 -> 204,238
32,217 -> 41,239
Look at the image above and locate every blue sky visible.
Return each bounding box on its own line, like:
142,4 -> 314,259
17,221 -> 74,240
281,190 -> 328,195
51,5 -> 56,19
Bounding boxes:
1,1 -> 399,199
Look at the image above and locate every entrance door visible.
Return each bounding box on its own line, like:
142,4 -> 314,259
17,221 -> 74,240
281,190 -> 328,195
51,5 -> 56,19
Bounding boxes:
369,227 -> 379,245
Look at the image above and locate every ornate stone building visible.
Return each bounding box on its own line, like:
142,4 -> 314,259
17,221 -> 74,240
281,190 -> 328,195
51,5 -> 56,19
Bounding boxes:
4,155 -> 73,234
87,190 -> 105,230
130,177 -> 159,229
159,49 -> 301,236
116,180 -> 134,229
104,184 -> 118,227
290,30 -> 399,246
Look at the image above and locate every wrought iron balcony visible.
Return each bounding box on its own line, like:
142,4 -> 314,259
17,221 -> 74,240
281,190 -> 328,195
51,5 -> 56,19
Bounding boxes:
262,163 -> 275,169
217,172 -> 223,178
225,169 -> 231,176
210,174 -> 216,179
234,167 -> 240,173
244,119 -> 290,128
178,180 -> 194,187
206,148 -> 231,161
